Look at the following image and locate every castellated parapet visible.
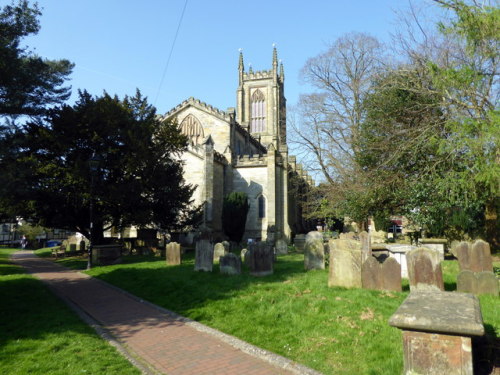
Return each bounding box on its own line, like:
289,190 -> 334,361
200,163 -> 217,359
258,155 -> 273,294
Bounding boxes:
234,153 -> 267,168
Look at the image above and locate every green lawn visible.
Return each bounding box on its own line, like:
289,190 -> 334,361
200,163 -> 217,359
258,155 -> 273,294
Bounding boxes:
0,248 -> 140,375
31,247 -> 499,374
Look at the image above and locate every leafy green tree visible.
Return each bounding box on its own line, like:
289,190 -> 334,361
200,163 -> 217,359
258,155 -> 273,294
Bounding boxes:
0,90 -> 200,244
221,192 -> 249,243
0,0 -> 73,119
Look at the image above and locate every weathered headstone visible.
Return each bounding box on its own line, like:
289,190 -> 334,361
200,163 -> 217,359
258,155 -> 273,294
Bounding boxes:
219,253 -> 241,275
361,256 -> 402,292
382,257 -> 402,292
328,238 -> 362,288
456,240 -> 493,273
359,231 -> 371,263
221,240 -> 230,253
362,256 -> 382,290
476,271 -> 499,296
249,242 -> 273,277
166,242 -> 181,265
240,248 -> 250,266
213,242 -> 226,262
194,239 -> 213,272
275,239 -> 288,255
457,270 -> 499,296
294,234 -> 306,252
304,231 -> 325,270
69,243 -> 77,253
406,247 -> 444,292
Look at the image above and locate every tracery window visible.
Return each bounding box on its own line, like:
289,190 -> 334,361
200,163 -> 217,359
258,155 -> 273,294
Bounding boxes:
258,195 -> 266,219
180,114 -> 204,145
250,89 -> 266,133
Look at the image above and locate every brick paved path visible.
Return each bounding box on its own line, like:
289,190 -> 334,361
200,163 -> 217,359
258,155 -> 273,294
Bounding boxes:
12,251 -> 321,375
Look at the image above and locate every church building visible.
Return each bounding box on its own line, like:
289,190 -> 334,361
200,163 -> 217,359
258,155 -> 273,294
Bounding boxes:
161,48 -> 312,243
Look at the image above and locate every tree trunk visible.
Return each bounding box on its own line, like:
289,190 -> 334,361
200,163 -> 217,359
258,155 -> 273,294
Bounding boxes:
485,197 -> 499,252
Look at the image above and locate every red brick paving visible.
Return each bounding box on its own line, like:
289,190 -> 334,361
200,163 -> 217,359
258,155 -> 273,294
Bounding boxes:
12,251 -> 318,375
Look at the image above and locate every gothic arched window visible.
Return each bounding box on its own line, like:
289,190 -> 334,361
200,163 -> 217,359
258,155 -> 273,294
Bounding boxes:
250,89 -> 266,133
180,114 -> 204,145
258,195 -> 266,219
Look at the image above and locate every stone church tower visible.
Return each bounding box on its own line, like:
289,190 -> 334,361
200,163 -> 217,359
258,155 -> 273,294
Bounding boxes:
161,48 -> 311,244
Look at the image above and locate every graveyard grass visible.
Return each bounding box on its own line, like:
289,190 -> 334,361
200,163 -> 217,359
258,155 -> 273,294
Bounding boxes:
0,248 -> 140,375
31,247 -> 499,374
69,249 -> 498,375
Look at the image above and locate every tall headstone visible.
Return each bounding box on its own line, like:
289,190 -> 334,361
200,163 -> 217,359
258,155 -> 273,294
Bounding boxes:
220,253 -> 241,275
382,257 -> 402,292
240,248 -> 250,266
166,242 -> 181,265
194,239 -> 214,272
328,238 -> 362,288
275,239 -> 288,255
213,242 -> 226,262
406,247 -> 444,292
362,256 -> 382,290
304,231 -> 325,270
249,242 -> 273,277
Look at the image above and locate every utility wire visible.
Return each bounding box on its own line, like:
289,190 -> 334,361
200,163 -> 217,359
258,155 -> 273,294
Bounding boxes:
154,0 -> 189,106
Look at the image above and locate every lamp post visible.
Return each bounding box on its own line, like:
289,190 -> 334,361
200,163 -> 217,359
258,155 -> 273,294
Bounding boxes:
87,153 -> 101,270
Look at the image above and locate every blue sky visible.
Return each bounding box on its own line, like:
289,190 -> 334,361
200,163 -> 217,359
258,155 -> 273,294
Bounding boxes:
17,0 -> 438,116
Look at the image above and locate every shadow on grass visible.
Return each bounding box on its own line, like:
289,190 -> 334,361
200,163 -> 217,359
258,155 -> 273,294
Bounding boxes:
474,324 -> 499,375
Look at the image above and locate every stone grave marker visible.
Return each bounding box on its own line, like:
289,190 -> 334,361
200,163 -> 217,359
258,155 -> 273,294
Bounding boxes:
457,240 -> 493,272
294,234 -> 306,252
406,247 -> 444,292
240,248 -> 250,266
382,257 -> 402,292
304,231 -> 325,270
166,242 -> 181,265
249,242 -> 273,277
328,238 -> 362,288
275,239 -> 288,255
458,270 -> 499,296
221,240 -> 230,253
194,240 -> 213,272
220,253 -> 241,275
361,256 -> 382,290
213,242 -> 226,262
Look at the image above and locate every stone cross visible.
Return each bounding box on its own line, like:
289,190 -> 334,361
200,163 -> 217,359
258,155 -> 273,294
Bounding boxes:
328,238 -> 362,288
194,239 -> 214,272
406,247 -> 444,292
220,253 -> 241,275
304,231 -> 325,270
166,242 -> 181,265
249,242 -> 273,277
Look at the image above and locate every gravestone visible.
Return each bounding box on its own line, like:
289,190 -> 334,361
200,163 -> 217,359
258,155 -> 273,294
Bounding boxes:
166,242 -> 181,265
294,234 -> 306,252
456,240 -> 493,272
249,242 -> 273,277
221,240 -> 230,253
194,240 -> 213,272
240,248 -> 250,266
362,256 -> 382,290
450,240 -> 460,258
220,253 -> 241,275
457,270 -> 499,296
275,239 -> 288,255
389,291 -> 484,375
213,242 -> 226,262
383,257 -> 402,292
69,243 -> 77,253
304,231 -> 325,270
328,238 -> 362,288
406,247 -> 444,292
359,231 -> 371,263
79,240 -> 86,253
362,256 -> 402,292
